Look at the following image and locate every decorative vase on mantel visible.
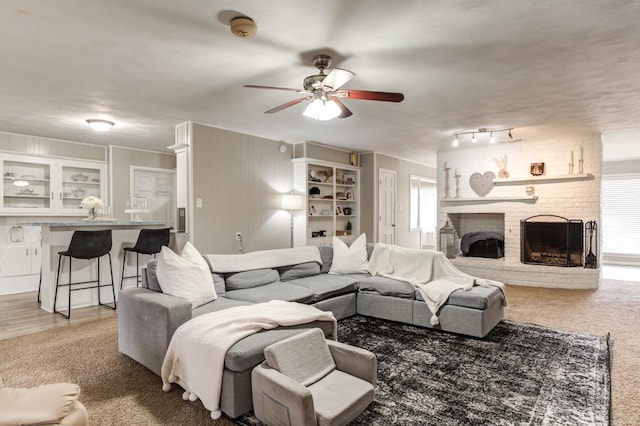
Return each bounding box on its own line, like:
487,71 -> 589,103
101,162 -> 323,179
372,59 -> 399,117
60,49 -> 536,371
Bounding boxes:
493,154 -> 510,178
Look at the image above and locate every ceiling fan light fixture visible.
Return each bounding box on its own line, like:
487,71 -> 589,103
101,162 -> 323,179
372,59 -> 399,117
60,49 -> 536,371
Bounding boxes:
452,135 -> 459,147
489,132 -> 496,144
86,119 -> 115,132
471,133 -> 477,143
303,98 -> 340,121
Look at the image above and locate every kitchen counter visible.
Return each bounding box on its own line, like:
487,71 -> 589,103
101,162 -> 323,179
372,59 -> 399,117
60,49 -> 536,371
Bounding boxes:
19,220 -> 172,227
34,221 -> 186,314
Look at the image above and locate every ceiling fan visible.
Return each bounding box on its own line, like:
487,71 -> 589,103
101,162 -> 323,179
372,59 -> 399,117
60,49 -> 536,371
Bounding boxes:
244,55 -> 404,120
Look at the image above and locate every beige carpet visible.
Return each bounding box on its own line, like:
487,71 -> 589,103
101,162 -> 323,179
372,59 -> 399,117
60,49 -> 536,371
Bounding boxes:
0,279 -> 636,425
504,279 -> 640,426
0,315 -> 232,426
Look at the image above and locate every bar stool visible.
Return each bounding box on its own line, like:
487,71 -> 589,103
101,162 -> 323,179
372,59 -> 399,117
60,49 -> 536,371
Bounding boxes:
54,229 -> 116,319
120,228 -> 171,289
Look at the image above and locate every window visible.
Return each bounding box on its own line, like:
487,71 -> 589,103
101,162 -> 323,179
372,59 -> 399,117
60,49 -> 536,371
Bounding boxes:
410,176 -> 437,247
602,174 -> 640,256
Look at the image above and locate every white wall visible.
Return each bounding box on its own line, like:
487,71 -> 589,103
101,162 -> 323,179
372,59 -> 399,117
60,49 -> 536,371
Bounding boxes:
437,135 -> 602,288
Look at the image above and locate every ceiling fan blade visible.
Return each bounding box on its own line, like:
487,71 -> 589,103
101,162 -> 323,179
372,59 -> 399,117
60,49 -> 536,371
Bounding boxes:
321,68 -> 355,91
243,84 -> 305,93
338,89 -> 405,102
332,98 -> 353,119
264,96 -> 313,114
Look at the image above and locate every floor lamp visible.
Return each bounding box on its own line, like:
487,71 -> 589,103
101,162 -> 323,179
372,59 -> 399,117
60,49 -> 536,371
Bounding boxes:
281,193 -> 304,247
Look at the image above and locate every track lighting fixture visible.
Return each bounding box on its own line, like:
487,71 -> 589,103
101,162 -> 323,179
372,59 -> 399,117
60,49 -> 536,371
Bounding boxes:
451,127 -> 515,147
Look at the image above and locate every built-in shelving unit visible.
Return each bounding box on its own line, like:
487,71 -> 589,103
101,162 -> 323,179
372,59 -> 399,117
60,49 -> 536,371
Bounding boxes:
293,158 -> 360,247
493,173 -> 593,185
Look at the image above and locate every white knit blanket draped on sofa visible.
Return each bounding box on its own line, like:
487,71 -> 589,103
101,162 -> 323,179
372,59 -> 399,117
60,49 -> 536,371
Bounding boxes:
367,243 -> 507,326
205,246 -> 322,273
161,300 -> 337,420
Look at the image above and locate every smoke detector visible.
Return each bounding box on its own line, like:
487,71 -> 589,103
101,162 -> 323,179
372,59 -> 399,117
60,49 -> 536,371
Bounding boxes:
230,17 -> 257,38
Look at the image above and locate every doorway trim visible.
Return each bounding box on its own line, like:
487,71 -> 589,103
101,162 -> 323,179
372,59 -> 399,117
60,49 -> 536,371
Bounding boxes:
129,165 -> 176,224
378,168 -> 397,244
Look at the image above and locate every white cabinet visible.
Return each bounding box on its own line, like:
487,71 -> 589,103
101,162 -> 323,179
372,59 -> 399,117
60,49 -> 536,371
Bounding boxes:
292,158 -> 360,247
0,243 -> 41,295
1,154 -> 106,215
0,244 -> 40,277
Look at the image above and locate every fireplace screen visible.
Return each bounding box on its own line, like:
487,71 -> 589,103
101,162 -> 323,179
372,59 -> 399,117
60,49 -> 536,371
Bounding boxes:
520,215 -> 583,267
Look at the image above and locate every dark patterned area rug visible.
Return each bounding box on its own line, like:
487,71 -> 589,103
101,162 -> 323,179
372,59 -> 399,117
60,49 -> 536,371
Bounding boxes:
236,316 -> 610,426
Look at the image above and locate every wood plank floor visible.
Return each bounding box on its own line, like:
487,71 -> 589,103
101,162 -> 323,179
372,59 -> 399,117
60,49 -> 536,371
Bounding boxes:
0,291 -> 118,341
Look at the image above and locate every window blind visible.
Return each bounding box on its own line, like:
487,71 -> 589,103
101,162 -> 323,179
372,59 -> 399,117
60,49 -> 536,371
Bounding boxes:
602,174 -> 640,255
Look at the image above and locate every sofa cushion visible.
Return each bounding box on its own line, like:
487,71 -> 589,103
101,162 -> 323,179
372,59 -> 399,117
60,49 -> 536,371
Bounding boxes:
156,243 -> 217,308
358,276 -> 416,299
225,268 -> 279,291
278,262 -> 321,281
225,321 -> 335,372
145,260 -> 162,292
146,259 -> 225,295
264,328 -> 335,386
318,246 -> 333,274
287,274 -> 358,302
224,282 -> 315,304
329,233 -> 369,275
192,295 -> 252,317
415,285 -> 504,309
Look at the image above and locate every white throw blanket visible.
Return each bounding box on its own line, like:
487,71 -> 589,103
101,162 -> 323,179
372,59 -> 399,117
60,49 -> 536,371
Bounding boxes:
205,246 -> 322,273
367,243 -> 507,326
160,300 -> 337,419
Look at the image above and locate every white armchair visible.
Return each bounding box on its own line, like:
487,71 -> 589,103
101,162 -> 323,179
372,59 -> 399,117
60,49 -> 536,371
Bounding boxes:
251,328 -> 376,426
0,375 -> 88,426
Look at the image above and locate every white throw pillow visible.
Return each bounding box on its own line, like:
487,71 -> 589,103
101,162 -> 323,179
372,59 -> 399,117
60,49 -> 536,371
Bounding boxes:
329,233 -> 369,275
156,242 -> 217,308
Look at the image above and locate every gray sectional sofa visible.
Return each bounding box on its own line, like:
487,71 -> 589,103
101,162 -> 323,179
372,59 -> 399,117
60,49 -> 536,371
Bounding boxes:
118,244 -> 505,418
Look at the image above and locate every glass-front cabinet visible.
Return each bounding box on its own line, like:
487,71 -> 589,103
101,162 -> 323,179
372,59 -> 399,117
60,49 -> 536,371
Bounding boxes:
59,163 -> 104,213
1,154 -> 106,215
2,158 -> 53,212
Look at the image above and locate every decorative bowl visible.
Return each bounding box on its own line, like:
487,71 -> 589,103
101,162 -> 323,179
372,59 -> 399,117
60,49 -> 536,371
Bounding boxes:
71,173 -> 89,182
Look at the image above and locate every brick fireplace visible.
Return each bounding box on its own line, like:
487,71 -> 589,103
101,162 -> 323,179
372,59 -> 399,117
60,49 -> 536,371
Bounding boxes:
437,135 -> 601,289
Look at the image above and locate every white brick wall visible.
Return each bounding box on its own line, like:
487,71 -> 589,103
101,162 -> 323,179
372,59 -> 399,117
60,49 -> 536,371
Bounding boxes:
438,135 -> 602,288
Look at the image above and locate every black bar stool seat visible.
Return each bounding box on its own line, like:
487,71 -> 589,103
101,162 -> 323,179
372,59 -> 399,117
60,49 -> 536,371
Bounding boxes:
54,229 -> 116,319
120,228 -> 171,289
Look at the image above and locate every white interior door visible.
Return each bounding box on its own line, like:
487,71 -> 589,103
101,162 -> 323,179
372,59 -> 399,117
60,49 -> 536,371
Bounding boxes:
378,168 -> 396,244
132,167 -> 175,224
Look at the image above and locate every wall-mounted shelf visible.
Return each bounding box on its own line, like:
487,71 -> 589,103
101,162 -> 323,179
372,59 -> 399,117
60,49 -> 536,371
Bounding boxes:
493,173 -> 593,185
440,195 -> 538,204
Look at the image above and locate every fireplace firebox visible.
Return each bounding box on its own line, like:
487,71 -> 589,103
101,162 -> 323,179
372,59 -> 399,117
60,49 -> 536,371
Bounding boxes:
520,215 -> 583,267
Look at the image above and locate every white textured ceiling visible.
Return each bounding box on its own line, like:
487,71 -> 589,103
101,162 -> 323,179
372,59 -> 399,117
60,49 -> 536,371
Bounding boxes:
2,0 -> 640,166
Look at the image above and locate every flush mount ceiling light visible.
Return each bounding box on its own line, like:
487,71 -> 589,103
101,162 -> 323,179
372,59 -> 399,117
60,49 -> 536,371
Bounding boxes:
230,16 -> 257,38
452,127 -> 515,147
86,119 -> 115,132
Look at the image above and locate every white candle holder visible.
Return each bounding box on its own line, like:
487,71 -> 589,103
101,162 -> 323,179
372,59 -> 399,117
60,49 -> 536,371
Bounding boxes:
578,159 -> 584,174
444,167 -> 451,199
568,162 -> 574,174
455,173 -> 461,198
